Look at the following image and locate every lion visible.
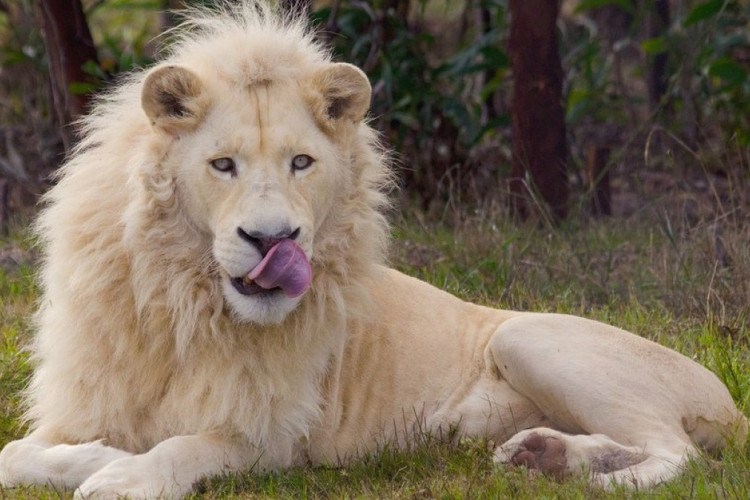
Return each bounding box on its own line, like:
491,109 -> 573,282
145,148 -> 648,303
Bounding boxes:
0,2 -> 746,497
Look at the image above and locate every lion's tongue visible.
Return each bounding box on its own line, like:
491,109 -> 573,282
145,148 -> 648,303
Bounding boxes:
246,239 -> 312,298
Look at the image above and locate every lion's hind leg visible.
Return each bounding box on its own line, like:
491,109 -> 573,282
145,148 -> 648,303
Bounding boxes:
0,428 -> 132,490
487,313 -> 744,488
494,426 -> 696,489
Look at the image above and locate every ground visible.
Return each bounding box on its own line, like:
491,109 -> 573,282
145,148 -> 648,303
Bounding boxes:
0,169 -> 748,497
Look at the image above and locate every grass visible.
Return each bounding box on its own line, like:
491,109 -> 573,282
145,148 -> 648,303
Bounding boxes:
0,255 -> 34,448
0,188 -> 748,497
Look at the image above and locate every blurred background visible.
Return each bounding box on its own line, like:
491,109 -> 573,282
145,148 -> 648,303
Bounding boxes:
0,0 -> 748,227
1,2 -> 750,468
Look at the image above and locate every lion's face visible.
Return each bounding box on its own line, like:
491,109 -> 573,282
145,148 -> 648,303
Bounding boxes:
140,63 -> 371,324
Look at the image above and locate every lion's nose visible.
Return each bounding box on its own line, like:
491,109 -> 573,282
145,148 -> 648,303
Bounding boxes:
237,226 -> 300,256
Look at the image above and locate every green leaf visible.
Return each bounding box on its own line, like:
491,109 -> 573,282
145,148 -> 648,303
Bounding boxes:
479,46 -> 508,70
390,111 -> 420,130
101,0 -> 161,9
708,58 -> 748,85
641,37 -> 668,55
575,0 -> 635,14
684,0 -> 724,27
712,32 -> 750,54
441,97 -> 478,141
81,60 -> 107,80
474,115 -> 510,143
566,88 -> 592,123
0,49 -> 27,66
68,82 -> 98,95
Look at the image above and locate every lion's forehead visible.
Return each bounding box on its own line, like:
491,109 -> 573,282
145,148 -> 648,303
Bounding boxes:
197,81 -> 322,153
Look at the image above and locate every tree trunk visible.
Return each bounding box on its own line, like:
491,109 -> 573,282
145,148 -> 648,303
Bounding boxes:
34,0 -> 99,153
508,0 -> 568,220
646,0 -> 670,111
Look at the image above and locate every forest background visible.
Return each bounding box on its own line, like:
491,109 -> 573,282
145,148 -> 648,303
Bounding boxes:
0,0 -> 748,221
0,0 -> 750,497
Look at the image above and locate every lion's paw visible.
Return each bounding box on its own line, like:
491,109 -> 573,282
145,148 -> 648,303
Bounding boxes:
494,428 -> 568,479
0,438 -> 133,490
74,455 -> 177,499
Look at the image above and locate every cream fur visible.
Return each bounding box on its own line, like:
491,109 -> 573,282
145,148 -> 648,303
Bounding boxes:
0,2 -> 746,498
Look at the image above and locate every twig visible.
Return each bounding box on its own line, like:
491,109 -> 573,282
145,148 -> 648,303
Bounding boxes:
326,0 -> 342,37
0,179 -> 9,234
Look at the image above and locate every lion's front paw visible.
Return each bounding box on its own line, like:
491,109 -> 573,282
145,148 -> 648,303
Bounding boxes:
0,438 -> 133,490
74,455 -> 180,499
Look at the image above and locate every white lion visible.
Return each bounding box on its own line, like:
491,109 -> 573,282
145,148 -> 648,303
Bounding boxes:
0,2 -> 746,497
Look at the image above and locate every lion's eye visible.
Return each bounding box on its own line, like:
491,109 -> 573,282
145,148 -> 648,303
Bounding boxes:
210,157 -> 236,175
291,154 -> 315,172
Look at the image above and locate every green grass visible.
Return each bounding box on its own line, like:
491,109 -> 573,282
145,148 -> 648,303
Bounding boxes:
0,263 -> 33,448
0,202 -> 748,498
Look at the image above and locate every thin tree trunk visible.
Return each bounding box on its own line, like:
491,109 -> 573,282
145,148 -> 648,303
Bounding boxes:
646,0 -> 670,111
480,5 -> 498,122
508,0 -> 568,221
34,0 -> 99,153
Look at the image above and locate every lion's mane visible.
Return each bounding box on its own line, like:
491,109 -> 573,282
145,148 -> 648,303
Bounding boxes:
25,2 -> 392,462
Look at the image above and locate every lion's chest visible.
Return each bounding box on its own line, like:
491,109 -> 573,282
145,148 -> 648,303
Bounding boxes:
139,339 -> 327,465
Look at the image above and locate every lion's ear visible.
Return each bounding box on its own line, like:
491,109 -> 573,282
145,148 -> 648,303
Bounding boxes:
311,63 -> 371,124
141,65 -> 209,135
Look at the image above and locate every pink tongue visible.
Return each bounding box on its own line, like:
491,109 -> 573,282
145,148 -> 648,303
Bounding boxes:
246,239 -> 312,298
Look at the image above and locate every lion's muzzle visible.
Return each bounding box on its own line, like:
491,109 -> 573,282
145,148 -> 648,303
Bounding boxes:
231,229 -> 312,298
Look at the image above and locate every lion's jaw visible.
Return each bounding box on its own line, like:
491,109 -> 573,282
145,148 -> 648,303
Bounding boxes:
220,275 -> 304,326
